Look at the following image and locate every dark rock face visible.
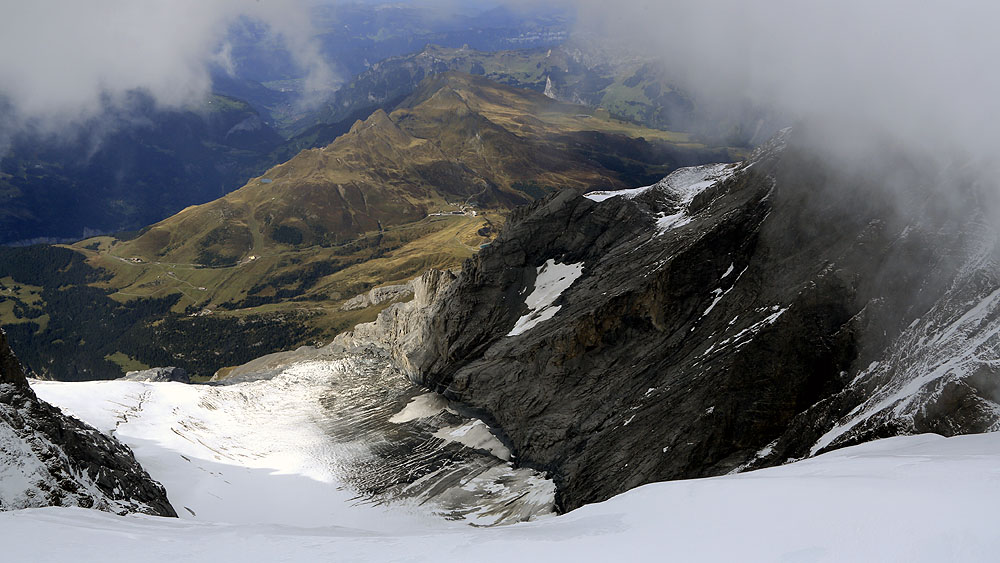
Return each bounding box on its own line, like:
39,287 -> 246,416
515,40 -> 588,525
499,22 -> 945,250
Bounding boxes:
0,329 -> 27,388
122,367 -> 190,384
345,131 -> 1000,511
0,329 -> 176,516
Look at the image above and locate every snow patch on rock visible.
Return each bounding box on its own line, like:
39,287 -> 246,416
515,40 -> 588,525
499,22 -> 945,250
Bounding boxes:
508,259 -> 584,336
389,392 -> 449,424
433,420 -> 511,461
584,162 -> 740,234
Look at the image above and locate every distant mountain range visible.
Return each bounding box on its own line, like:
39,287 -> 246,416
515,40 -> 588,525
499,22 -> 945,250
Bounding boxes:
1,40 -> 762,248
281,43 -> 777,161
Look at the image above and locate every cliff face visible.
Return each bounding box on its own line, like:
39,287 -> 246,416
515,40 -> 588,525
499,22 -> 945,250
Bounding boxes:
341,130 -> 1000,511
334,269 -> 457,377
0,329 -> 176,516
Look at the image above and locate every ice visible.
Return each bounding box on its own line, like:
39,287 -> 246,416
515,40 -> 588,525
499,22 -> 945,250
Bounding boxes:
31,358 -> 554,528
389,392 -> 449,423
508,259 -> 585,336
433,420 -> 511,461
30,371 -> 447,531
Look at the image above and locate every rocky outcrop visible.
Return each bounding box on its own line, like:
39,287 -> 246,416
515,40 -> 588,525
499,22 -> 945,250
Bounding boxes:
0,329 -> 176,516
334,269 -> 457,377
340,284 -> 414,311
341,130 -> 1000,512
122,367 -> 190,383
0,329 -> 27,388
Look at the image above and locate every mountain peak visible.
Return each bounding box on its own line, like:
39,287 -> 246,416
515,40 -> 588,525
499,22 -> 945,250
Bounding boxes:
345,107 -> 414,147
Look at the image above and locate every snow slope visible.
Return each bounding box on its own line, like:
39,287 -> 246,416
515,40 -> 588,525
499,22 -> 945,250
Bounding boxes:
2,432 -> 998,562
30,350 -> 554,529
585,162 -> 739,232
31,366 -> 434,531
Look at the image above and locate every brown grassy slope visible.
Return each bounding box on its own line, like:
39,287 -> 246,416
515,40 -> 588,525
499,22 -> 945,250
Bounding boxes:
120,72 -> 730,266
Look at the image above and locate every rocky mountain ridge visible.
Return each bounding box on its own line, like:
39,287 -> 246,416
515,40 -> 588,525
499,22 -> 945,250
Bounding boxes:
0,329 -> 175,515
337,130 -> 1000,511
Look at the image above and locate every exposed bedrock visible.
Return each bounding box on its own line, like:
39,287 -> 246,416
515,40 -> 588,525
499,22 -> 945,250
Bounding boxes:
0,329 -> 176,516
122,366 -> 190,383
340,130 -> 1000,511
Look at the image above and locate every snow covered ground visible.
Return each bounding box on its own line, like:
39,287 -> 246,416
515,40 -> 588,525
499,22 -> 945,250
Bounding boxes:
2,432 -> 998,562
12,338 -> 1000,561
29,352 -> 553,529
30,365 -> 436,531
585,162 -> 743,236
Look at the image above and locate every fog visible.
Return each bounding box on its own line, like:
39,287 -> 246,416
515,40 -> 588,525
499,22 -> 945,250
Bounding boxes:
0,0 -> 333,136
571,1 -> 1000,182
2,0 -> 997,187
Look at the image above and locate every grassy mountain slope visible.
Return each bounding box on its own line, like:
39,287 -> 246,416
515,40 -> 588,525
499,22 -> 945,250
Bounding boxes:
122,72 -> 728,266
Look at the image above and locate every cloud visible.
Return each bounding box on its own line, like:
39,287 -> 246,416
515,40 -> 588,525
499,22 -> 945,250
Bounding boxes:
0,0 -> 333,132
569,0 -> 1000,176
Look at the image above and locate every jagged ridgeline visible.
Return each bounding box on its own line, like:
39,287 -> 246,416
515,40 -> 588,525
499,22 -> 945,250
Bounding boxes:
335,130 -> 1000,511
0,73 -> 733,381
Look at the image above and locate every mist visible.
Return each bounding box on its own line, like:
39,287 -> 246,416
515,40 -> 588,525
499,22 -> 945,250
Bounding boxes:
0,0 -> 334,139
569,1 -> 1000,181
3,0 -> 997,187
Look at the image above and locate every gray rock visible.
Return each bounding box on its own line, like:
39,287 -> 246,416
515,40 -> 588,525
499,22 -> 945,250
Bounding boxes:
340,283 -> 415,311
0,328 -> 176,516
340,129 -> 1000,512
122,367 -> 190,383
335,269 -> 456,378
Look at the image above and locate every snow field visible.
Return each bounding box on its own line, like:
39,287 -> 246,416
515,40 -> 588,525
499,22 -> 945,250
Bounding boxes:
2,432 -> 999,562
